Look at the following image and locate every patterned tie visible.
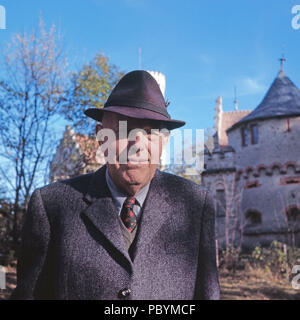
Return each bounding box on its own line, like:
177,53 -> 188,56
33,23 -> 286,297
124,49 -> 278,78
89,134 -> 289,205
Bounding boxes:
120,197 -> 137,233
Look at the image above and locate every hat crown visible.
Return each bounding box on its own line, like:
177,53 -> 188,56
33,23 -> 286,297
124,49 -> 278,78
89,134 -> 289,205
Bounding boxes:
105,70 -> 169,118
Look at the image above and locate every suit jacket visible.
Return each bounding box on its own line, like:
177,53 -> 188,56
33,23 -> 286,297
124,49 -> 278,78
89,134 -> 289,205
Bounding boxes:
11,166 -> 220,300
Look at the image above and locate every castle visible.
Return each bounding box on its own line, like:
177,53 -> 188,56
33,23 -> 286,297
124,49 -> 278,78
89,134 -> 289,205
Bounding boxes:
202,68 -> 300,250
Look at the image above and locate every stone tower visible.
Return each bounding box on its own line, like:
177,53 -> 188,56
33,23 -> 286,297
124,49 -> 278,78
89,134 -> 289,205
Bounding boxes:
147,71 -> 166,97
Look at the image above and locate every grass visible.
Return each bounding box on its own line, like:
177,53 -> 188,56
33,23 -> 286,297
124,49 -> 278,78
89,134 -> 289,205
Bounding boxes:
220,266 -> 300,300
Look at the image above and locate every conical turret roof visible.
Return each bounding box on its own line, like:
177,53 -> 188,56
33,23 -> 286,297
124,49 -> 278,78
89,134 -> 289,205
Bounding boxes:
228,71 -> 300,131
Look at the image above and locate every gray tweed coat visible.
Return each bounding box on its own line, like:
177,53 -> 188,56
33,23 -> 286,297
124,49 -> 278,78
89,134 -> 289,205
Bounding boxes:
11,166 -> 220,300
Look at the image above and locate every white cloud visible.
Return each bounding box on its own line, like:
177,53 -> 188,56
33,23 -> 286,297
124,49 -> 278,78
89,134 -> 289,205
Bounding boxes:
240,76 -> 267,95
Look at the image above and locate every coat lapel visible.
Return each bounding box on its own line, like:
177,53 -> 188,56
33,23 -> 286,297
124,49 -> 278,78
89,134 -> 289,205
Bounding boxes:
81,167 -> 173,268
81,166 -> 134,271
132,169 -> 173,261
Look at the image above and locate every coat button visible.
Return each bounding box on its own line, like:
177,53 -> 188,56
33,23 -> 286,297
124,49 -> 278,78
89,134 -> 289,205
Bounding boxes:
119,288 -> 132,298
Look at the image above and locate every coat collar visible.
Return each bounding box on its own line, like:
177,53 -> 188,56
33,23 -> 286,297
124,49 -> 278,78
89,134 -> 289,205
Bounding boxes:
81,166 -> 173,271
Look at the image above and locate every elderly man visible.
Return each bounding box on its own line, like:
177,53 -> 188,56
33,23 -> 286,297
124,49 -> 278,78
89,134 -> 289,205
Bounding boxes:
11,70 -> 220,300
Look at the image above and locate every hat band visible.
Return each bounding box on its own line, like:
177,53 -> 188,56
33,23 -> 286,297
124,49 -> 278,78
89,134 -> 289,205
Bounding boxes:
104,99 -> 171,119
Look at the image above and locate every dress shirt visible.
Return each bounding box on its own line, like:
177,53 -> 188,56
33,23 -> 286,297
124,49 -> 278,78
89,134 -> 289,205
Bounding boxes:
105,167 -> 150,221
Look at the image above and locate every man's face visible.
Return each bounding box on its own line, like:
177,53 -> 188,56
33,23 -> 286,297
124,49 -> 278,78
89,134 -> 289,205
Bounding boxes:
97,112 -> 169,196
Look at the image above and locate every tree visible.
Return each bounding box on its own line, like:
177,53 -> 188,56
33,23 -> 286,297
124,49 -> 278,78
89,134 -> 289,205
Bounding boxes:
213,174 -> 245,251
62,52 -> 124,134
0,19 -> 68,245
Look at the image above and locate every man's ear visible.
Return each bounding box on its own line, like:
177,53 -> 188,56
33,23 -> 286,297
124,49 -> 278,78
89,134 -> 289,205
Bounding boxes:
95,123 -> 103,147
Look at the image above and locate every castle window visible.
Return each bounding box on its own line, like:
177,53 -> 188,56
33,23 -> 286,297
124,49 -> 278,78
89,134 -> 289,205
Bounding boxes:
241,127 -> 248,147
281,176 -> 300,185
216,189 -> 226,217
245,181 -> 260,189
250,124 -> 258,144
286,207 -> 300,225
245,210 -> 262,226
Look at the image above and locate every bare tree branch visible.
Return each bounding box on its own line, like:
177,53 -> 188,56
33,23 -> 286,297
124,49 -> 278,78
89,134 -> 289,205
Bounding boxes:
0,18 -> 68,244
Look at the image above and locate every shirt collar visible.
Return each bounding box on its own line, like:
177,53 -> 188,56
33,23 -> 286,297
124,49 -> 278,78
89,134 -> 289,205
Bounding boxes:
105,167 -> 150,210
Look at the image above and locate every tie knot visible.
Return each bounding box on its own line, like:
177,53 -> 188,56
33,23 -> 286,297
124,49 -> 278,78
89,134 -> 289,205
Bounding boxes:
124,197 -> 136,209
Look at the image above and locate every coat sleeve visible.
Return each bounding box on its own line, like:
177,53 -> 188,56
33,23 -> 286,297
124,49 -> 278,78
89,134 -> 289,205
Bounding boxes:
10,188 -> 51,300
193,190 -> 220,300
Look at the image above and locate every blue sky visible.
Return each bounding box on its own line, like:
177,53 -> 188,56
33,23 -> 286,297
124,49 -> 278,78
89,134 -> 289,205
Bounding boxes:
0,0 -> 300,133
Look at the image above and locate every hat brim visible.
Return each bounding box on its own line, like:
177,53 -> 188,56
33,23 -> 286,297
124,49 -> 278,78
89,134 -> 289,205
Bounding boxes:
84,107 -> 186,130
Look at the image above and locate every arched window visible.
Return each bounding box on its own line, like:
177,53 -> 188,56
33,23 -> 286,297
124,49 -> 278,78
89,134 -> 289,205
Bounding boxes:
245,210 -> 262,227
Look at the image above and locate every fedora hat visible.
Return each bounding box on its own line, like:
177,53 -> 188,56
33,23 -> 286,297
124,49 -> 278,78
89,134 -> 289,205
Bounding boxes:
84,70 -> 185,130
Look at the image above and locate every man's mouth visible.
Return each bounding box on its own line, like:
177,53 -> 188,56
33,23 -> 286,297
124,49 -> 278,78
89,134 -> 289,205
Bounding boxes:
127,157 -> 149,164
